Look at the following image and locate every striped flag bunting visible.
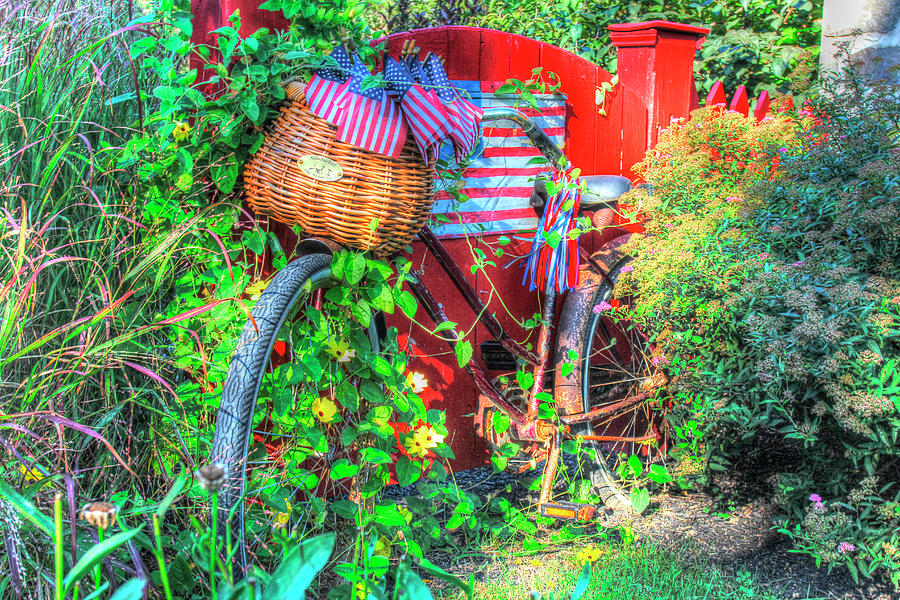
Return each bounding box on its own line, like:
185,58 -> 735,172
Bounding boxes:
421,53 -> 483,161
305,45 -> 352,124
383,56 -> 456,163
522,168 -> 582,292
333,55 -> 408,158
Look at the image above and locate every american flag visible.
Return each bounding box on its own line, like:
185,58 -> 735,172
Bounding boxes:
383,56 -> 456,163
421,53 -> 483,160
305,45 -> 352,124
431,85 -> 567,239
333,55 -> 408,158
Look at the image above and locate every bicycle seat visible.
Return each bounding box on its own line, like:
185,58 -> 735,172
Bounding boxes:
529,175 -> 633,211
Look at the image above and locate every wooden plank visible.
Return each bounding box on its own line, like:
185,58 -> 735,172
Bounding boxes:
618,83 -> 648,181
222,0 -> 288,34
729,85 -> 749,117
539,43 -> 598,173
508,33 -> 542,85
444,27 -> 482,80
478,29 -> 513,88
754,90 -> 772,122
706,80 -> 726,106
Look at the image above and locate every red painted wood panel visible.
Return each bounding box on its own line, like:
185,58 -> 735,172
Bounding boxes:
706,81 -> 726,106
754,90 -> 772,121
729,85 -> 750,117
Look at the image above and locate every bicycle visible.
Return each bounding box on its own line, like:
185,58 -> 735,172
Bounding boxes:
211,105 -> 670,568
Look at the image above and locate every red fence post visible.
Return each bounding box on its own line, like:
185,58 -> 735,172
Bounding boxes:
609,20 -> 709,155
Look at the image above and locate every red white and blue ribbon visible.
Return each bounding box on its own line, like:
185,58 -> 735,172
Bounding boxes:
306,45 -> 484,163
522,169 -> 582,292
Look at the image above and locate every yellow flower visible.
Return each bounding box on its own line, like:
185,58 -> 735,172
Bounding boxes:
355,581 -> 370,600
325,339 -> 355,363
530,559 -> 541,567
19,463 -> 43,482
413,425 -> 444,450
575,545 -> 604,564
403,435 -> 429,459
245,278 -> 271,300
405,371 -> 428,392
273,511 -> 290,530
312,396 -> 339,424
172,122 -> 191,142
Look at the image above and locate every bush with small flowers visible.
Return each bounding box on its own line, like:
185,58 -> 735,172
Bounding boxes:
617,61 -> 900,584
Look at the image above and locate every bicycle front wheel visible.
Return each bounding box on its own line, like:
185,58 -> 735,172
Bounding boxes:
211,253 -> 380,569
555,234 -> 669,512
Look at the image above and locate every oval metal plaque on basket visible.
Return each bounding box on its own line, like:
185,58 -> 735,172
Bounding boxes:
297,154 -> 343,182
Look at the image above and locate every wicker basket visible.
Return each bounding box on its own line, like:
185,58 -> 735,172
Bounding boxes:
244,81 -> 435,254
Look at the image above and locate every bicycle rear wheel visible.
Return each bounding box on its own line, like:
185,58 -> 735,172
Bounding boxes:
555,234 -> 669,512
211,253 -> 380,569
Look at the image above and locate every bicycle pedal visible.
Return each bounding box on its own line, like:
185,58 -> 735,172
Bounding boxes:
480,340 -> 517,371
539,501 -> 597,522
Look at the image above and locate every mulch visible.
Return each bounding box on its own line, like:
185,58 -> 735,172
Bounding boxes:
625,491 -> 896,600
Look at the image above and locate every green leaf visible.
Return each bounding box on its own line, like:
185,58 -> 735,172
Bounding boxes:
571,562 -> 592,600
155,473 -> 186,518
629,488 -> 650,514
360,448 -> 392,464
366,282 -> 394,313
0,480 -> 54,536
329,500 -> 358,519
490,455 -> 508,472
336,383 -> 359,411
419,558 -> 474,600
63,527 -> 143,593
647,464 -> 673,484
108,579 -> 146,600
212,158 -> 239,193
329,459 -> 359,480
350,298 -> 372,328
346,253 -> 366,285
240,95 -> 259,122
396,562 -> 435,600
396,456 -> 421,487
433,321 -> 456,333
492,411 -> 510,435
455,339 -> 473,367
397,290 -> 418,318
626,454 -> 643,479
264,533 -> 335,600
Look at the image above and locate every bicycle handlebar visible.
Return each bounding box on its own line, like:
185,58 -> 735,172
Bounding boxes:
481,107 -> 566,171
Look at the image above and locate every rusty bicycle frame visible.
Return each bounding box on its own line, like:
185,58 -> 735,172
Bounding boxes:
393,107 -> 659,521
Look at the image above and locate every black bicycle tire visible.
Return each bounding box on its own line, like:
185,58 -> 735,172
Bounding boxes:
211,252 -> 379,570
555,233 -> 656,512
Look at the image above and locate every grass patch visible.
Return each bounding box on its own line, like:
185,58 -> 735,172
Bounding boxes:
434,537 -> 816,600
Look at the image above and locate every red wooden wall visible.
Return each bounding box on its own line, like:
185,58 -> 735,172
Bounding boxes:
190,5 -> 710,470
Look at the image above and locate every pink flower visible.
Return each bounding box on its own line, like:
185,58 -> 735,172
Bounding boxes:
837,542 -> 855,554
814,501 -> 824,511
809,493 -> 822,503
619,265 -> 634,274
592,302 -> 613,313
726,196 -> 743,203
792,261 -> 804,267
651,355 -> 666,365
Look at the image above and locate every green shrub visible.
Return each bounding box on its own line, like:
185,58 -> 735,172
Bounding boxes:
620,74 -> 900,585
372,0 -> 822,100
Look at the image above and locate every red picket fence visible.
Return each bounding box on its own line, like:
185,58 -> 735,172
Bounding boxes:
704,80 -> 795,121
